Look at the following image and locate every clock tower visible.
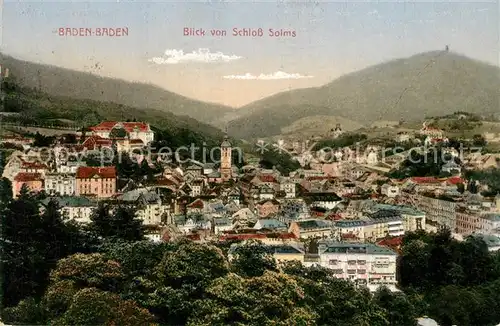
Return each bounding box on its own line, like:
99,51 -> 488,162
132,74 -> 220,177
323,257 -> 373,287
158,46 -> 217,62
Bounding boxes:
220,134 -> 232,182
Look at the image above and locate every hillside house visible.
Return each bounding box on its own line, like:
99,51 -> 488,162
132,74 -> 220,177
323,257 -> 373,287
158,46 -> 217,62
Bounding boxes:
89,121 -> 155,145
75,166 -> 116,198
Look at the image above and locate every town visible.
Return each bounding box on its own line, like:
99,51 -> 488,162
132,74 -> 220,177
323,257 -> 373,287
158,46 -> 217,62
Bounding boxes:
2,2 -> 500,323
2,118 -> 500,296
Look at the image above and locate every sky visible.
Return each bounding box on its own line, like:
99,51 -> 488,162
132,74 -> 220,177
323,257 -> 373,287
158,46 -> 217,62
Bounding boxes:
2,0 -> 499,107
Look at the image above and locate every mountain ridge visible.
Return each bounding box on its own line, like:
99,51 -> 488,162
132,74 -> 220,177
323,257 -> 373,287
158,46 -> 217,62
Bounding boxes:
227,51 -> 500,139
0,53 -> 235,126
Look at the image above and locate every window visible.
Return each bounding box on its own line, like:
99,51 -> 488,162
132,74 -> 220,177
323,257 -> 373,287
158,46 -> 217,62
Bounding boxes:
357,260 -> 366,265
348,260 -> 356,265
347,269 -> 356,274
357,269 -> 366,274
329,259 -> 338,265
332,269 -> 343,274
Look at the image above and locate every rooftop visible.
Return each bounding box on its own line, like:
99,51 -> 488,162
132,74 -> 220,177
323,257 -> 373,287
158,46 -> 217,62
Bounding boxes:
319,242 -> 397,255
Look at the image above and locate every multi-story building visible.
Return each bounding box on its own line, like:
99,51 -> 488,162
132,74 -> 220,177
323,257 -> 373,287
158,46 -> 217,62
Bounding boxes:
304,242 -> 398,292
371,204 -> 426,232
280,180 -> 296,198
44,173 -> 76,196
75,166 -> 116,198
478,213 -> 500,234
41,196 -> 97,224
455,209 -> 482,235
413,194 -> 457,230
89,121 -> 155,145
334,216 -> 405,242
289,219 -> 334,239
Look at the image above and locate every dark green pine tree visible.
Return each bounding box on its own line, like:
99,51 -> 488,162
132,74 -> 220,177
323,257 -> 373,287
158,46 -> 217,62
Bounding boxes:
89,204 -> 144,242
1,185 -> 46,306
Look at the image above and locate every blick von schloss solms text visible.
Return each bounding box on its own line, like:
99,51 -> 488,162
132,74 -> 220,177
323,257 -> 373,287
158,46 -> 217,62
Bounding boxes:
184,27 -> 296,37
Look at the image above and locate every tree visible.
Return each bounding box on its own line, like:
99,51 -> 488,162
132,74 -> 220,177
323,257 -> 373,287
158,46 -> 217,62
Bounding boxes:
51,288 -> 156,326
230,240 -> 278,277
188,272 -> 317,326
1,188 -> 50,306
89,204 -> 145,241
33,132 -> 55,147
373,287 -> 418,326
456,182 -> 465,194
472,134 -> 486,147
149,242 -> 229,324
467,180 -> 478,194
109,127 -> 128,138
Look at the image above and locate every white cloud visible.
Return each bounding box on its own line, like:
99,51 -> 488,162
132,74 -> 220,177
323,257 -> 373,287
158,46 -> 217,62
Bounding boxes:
223,71 -> 313,80
367,10 -> 378,15
148,48 -> 242,64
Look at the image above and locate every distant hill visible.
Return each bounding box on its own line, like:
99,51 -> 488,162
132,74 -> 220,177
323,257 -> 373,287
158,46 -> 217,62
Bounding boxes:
1,78 -> 226,147
228,51 -> 500,139
0,53 -> 235,125
281,115 -> 364,137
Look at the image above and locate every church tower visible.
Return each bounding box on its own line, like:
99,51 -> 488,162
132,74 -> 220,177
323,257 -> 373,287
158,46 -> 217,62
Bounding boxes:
220,134 -> 232,182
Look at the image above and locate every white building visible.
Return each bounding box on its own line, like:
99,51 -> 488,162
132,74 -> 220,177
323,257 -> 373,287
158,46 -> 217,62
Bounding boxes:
479,213 -> 500,234
57,159 -> 87,174
44,173 -> 76,196
280,181 -> 296,198
41,196 -> 97,224
304,242 -> 398,292
89,121 -> 155,145
381,184 -> 400,198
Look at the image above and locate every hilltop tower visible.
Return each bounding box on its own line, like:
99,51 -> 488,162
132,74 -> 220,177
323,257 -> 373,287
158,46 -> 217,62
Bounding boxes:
220,134 -> 232,182
333,123 -> 343,138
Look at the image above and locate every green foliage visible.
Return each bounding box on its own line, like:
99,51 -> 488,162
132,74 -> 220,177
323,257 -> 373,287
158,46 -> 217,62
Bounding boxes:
33,132 -> 55,147
399,229 -> 500,326
2,73 -> 225,145
88,204 -> 145,242
189,271 -> 317,326
51,288 -> 156,326
388,148 -> 458,179
109,127 -> 128,138
228,52 -> 500,139
258,148 -> 301,175
230,240 -> 278,277
465,168 -> 500,194
314,133 -> 368,150
5,206 -> 500,326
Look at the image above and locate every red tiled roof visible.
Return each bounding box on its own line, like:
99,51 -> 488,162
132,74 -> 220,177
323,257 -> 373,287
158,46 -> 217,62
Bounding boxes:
21,161 -> 48,169
377,236 -> 403,248
187,198 -> 204,209
82,135 -> 113,149
14,172 -> 42,182
410,177 -> 440,184
327,213 -> 342,220
90,121 -> 150,132
220,233 -> 267,241
76,166 -> 116,179
447,177 -> 464,185
259,175 -> 277,183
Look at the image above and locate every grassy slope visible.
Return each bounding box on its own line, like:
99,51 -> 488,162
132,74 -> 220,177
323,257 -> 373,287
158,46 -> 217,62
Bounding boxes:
228,51 -> 500,139
3,84 -> 225,146
0,53 -> 235,125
